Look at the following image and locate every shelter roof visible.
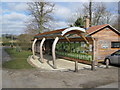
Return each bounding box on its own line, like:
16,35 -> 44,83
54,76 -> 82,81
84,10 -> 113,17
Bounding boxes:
35,27 -> 86,39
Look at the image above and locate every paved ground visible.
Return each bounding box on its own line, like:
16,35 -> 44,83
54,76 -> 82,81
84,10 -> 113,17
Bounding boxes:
2,67 -> 119,88
28,54 -> 93,71
97,82 -> 119,88
1,47 -> 119,88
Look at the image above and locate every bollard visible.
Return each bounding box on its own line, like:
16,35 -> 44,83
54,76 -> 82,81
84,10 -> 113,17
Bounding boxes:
91,60 -> 95,71
53,61 -> 57,69
106,59 -> 109,68
75,61 -> 78,72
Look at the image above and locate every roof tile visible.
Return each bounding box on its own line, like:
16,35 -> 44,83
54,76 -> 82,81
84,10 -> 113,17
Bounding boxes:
86,24 -> 108,34
35,24 -> 110,37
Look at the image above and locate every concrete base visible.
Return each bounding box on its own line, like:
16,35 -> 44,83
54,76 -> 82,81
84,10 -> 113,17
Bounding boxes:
27,55 -> 108,71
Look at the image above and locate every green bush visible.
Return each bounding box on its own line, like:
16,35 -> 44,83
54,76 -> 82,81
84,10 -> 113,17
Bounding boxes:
2,42 -> 11,46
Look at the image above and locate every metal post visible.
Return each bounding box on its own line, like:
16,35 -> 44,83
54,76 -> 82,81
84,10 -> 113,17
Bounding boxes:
52,37 -> 59,69
91,60 -> 95,70
40,38 -> 46,63
32,38 -> 37,59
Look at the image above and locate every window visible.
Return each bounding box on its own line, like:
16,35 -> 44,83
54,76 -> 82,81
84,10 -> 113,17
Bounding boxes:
104,41 -> 107,44
112,50 -> 120,56
106,28 -> 109,30
114,50 -> 120,55
111,42 -> 120,48
99,40 -> 102,44
100,40 -> 109,49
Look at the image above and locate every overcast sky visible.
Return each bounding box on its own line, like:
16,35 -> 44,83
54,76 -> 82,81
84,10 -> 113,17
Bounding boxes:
0,1 -> 118,35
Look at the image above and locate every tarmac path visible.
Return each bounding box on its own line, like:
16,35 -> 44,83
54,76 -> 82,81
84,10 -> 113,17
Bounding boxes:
1,46 -> 11,63
1,46 -> 13,89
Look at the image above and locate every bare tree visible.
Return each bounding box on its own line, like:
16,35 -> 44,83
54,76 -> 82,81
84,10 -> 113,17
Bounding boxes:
27,1 -> 55,33
25,23 -> 39,35
112,14 -> 119,31
99,11 -> 112,25
67,8 -> 85,27
82,2 -> 113,26
65,2 -> 115,28
92,3 -> 106,25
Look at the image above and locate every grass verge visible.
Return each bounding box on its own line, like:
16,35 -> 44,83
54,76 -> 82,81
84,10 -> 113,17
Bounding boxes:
3,48 -> 34,69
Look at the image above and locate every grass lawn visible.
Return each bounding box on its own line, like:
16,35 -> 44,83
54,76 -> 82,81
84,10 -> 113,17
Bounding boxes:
3,48 -> 34,69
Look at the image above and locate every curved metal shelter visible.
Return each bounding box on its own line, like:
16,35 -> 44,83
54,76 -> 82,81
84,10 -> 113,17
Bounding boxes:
32,27 -> 95,69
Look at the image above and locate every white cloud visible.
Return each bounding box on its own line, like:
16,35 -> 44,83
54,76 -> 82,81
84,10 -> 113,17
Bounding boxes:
3,2 -> 28,13
49,21 -> 69,30
0,8 -> 2,14
53,3 -> 84,24
3,12 -> 28,21
1,2 -> 84,35
54,4 -> 72,20
2,0 -> 119,2
1,2 -> 118,35
14,3 -> 28,11
110,13 -> 118,24
1,2 -> 31,35
54,21 -> 68,28
1,12 -> 32,35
